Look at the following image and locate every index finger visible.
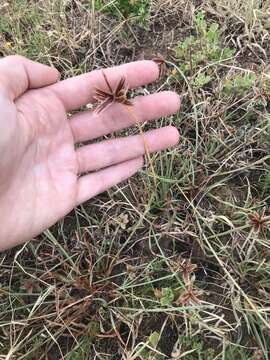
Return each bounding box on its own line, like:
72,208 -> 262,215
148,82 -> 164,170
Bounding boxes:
49,60 -> 159,112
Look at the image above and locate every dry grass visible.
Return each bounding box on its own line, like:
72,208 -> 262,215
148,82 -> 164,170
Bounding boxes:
0,0 -> 270,359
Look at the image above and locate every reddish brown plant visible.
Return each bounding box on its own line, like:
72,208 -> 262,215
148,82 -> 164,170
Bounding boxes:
94,68 -> 158,189
152,55 -> 167,78
248,212 -> 270,233
176,287 -> 201,306
178,258 -> 197,286
94,70 -> 133,114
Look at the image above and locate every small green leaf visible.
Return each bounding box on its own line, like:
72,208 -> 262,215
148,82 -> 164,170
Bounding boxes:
222,73 -> 257,97
192,73 -> 212,88
194,10 -> 207,36
206,23 -> 220,42
160,287 -> 174,306
148,331 -> 160,348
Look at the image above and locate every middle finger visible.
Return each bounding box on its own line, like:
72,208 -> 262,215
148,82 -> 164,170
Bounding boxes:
70,91 -> 180,143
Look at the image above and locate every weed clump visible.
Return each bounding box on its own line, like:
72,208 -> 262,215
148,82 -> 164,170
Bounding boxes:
175,11 -> 234,77
221,73 -> 257,97
95,0 -> 149,25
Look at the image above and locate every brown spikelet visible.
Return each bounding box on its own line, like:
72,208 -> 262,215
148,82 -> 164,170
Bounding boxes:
152,54 -> 167,78
94,70 -> 133,114
248,212 -> 270,233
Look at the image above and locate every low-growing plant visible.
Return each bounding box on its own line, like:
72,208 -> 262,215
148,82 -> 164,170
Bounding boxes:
95,0 -> 149,25
191,73 -> 212,88
175,11 -> 234,76
160,287 -> 174,306
221,73 -> 257,97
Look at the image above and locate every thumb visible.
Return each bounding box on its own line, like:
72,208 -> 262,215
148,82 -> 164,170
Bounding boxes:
0,55 -> 59,100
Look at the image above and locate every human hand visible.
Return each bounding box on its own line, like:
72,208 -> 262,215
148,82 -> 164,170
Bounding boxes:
0,56 -> 180,250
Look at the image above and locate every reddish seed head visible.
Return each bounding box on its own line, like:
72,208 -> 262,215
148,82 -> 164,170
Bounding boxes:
248,212 -> 270,233
94,70 -> 133,114
152,55 -> 167,78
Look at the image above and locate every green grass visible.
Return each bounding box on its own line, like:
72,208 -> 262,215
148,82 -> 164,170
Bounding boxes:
1,0 -> 270,359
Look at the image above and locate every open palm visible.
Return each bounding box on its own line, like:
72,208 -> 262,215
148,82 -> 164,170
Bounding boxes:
0,56 -> 180,250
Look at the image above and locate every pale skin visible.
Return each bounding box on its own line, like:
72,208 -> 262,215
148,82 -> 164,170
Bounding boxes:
0,56 -> 180,251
